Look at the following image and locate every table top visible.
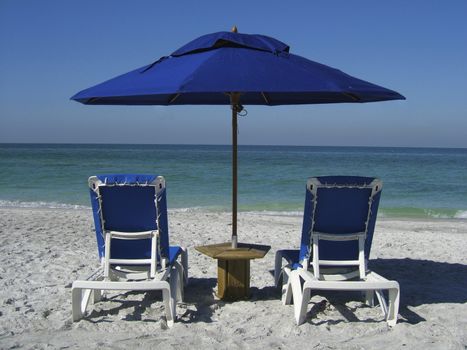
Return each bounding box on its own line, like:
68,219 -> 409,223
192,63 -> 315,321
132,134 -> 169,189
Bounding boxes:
195,242 -> 271,260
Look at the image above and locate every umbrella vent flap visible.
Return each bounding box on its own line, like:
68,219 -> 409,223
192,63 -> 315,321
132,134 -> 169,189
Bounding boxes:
171,31 -> 290,57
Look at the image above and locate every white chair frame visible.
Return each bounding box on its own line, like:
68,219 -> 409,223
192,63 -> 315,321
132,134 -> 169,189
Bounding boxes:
275,178 -> 400,326
71,176 -> 188,327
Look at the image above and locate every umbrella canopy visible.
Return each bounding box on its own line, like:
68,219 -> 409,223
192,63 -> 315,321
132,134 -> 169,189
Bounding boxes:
72,30 -> 404,105
71,28 -> 405,248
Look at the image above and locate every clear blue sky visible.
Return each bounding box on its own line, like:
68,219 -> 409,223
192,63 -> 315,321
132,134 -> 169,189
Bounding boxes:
1,1 -> 466,147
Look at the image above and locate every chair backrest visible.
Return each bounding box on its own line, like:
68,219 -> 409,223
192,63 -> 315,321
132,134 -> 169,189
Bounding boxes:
298,176 -> 382,267
88,174 -> 170,261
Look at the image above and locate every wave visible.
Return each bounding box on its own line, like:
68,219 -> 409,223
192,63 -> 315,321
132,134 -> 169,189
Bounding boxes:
170,206 -> 229,213
0,200 -> 89,210
172,208 -> 467,220
454,210 -> 467,219
379,207 -> 467,220
243,210 -> 303,217
1,199 -> 466,221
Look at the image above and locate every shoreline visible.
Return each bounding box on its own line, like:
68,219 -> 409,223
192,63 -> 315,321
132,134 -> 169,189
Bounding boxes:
0,207 -> 466,348
1,203 -> 466,223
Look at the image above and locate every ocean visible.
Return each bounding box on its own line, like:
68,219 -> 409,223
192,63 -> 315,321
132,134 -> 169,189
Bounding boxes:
0,144 -> 466,219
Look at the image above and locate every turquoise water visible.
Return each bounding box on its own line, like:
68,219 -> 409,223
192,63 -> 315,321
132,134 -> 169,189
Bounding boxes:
0,144 -> 466,219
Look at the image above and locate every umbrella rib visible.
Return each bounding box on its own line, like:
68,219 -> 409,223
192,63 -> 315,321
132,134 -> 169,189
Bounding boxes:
261,92 -> 270,105
343,93 -> 360,102
169,93 -> 181,104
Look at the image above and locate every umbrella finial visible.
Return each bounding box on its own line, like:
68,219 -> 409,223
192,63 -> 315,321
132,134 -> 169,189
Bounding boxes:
231,26 -> 238,33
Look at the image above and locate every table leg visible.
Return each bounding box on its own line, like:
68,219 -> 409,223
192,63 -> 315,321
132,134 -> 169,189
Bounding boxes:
217,259 -> 250,300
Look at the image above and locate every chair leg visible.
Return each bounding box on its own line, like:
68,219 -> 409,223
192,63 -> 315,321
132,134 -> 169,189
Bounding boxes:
173,262 -> 183,302
291,271 -> 309,325
375,290 -> 388,316
296,288 -> 311,325
281,267 -> 293,305
168,269 -> 179,326
180,247 -> 189,286
364,290 -> 374,307
387,286 -> 400,327
92,289 -> 103,303
274,251 -> 282,287
72,287 -> 92,322
282,281 -> 293,305
161,281 -> 175,328
274,250 -> 284,288
71,288 -> 83,321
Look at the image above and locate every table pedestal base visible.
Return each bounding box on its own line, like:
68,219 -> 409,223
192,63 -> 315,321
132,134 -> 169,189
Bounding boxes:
195,242 -> 271,301
217,259 -> 250,300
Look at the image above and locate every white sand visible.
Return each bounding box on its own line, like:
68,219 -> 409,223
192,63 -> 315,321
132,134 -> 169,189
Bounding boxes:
0,207 -> 466,349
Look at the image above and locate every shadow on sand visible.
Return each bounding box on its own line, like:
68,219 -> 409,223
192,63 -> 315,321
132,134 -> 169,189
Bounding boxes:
177,277 -> 218,324
82,258 -> 466,326
179,277 -> 280,323
85,278 -> 220,325
83,276 -> 279,325
369,258 -> 467,324
87,290 -> 167,323
293,258 -> 467,325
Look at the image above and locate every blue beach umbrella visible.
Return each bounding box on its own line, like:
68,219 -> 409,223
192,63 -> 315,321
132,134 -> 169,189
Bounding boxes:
71,27 -> 405,248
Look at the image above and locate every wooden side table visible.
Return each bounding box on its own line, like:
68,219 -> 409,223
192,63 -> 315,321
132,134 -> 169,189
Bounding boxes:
195,242 -> 271,300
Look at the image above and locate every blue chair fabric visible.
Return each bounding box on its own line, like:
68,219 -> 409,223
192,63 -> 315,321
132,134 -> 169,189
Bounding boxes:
291,176 -> 381,269
89,174 -> 182,265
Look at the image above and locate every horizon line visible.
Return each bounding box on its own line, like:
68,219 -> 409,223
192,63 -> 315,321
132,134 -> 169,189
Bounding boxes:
0,142 -> 466,150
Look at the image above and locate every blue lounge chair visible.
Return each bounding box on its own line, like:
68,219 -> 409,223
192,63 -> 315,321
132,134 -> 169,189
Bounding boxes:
274,176 -> 400,326
72,174 -> 188,327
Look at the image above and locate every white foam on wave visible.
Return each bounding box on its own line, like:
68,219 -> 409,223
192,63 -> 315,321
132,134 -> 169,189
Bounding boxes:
3,199 -> 465,221
243,210 -> 303,217
424,209 -> 467,219
454,210 -> 467,219
423,209 -> 451,219
170,207 -> 303,217
0,200 -> 89,210
170,206 -> 229,213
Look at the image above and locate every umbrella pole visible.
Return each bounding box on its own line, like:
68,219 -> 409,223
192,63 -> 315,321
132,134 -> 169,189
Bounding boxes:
230,93 -> 240,249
